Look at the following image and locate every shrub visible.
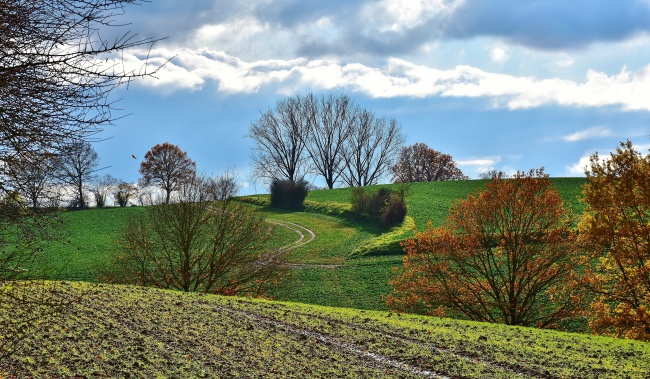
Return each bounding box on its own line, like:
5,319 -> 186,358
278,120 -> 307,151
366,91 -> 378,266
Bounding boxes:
350,186 -> 407,228
270,179 -> 309,210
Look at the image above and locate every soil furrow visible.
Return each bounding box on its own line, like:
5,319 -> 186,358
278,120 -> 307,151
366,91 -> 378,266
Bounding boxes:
215,303 -> 451,379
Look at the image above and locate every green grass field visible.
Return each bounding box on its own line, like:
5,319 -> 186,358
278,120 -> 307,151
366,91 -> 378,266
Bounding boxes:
6,177 -> 643,378
37,178 -> 589,313
3,281 -> 648,379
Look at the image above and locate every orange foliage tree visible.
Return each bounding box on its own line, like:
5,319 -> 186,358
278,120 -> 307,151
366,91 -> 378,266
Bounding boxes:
386,169 -> 582,327
579,140 -> 650,341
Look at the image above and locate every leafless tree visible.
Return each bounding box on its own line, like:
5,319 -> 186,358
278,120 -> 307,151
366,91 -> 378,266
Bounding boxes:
114,182 -> 136,207
0,0 -> 163,358
90,174 -> 119,208
200,170 -> 241,201
0,1 -> 162,192
5,151 -> 61,210
57,140 -> 103,209
303,94 -> 357,189
248,96 -> 309,184
341,109 -> 405,187
139,142 -> 196,204
108,176 -> 285,295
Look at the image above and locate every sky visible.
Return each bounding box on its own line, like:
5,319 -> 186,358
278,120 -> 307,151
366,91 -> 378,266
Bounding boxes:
95,0 -> 650,194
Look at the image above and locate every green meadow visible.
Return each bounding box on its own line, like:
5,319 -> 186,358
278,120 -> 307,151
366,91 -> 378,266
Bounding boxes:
6,177 -> 648,378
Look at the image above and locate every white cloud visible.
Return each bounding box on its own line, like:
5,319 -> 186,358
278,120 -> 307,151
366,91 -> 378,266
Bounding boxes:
457,157 -> 502,177
119,48 -> 650,112
563,126 -> 612,142
362,0 -> 453,33
566,142 -> 650,175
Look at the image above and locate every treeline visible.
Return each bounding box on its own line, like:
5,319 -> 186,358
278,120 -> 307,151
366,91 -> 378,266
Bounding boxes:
248,93 -> 469,189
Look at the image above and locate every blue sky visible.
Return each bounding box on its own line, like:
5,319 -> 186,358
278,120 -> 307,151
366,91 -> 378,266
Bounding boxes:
95,0 -> 650,194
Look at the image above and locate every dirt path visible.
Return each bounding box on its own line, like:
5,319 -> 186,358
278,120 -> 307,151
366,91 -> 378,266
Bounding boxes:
265,218 -> 316,253
265,218 -> 344,269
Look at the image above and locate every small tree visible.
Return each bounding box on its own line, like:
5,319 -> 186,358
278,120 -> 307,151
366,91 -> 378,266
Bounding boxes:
579,140 -> 650,341
386,169 -> 581,328
114,182 -> 136,207
139,142 -> 196,204
57,140 -> 103,209
392,143 -> 467,183
200,170 -> 240,201
108,176 -> 284,295
90,174 -> 119,208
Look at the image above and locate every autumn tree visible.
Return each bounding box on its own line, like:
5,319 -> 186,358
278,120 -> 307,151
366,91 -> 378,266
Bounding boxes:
341,109 -> 405,187
386,169 -> 581,328
108,175 -> 284,295
579,140 -> 650,341
392,143 -> 467,183
57,140 -> 103,209
139,142 -> 197,204
303,93 -> 356,189
248,96 -> 309,183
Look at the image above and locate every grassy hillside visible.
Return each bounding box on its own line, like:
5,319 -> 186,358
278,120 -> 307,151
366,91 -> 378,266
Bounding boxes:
305,177 -> 587,228
40,178 -> 588,311
3,281 -> 648,379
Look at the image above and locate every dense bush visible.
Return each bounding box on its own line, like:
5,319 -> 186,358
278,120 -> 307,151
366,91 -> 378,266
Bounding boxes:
350,186 -> 407,228
270,179 -> 309,210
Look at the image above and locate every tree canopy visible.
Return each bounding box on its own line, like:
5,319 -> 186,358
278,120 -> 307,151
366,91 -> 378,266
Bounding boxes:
139,142 -> 196,204
580,140 -> 650,341
391,143 -> 467,183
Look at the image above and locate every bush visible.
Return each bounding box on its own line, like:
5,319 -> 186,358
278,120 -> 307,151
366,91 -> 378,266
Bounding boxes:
350,186 -> 407,228
270,179 -> 309,210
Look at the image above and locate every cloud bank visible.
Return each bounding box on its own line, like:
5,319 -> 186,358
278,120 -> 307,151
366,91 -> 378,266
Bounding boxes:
121,0 -> 650,61
125,48 -> 650,111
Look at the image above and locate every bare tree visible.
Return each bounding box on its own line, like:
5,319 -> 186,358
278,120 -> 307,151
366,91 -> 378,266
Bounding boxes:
248,96 -> 309,183
114,182 -> 136,207
57,140 -> 103,209
90,174 -> 119,208
303,94 -> 357,189
5,151 -> 61,210
139,142 -> 196,204
0,1 -> 162,191
392,143 -> 467,183
479,170 -> 510,180
200,170 -> 241,201
341,110 -> 405,187
0,0 -> 162,358
108,176 -> 285,295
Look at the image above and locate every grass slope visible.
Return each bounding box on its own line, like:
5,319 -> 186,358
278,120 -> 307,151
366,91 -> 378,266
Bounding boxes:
3,282 -> 649,379
39,178 -> 589,311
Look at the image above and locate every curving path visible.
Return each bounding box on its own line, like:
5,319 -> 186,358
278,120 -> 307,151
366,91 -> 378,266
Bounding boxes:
264,218 -> 343,269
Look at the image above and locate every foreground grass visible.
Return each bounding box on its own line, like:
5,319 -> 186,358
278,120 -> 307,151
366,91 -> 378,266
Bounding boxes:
2,282 -> 648,379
